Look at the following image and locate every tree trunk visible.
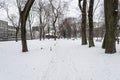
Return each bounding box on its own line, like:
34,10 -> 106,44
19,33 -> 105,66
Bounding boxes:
42,27 -> 45,40
20,0 -> 35,52
79,0 -> 87,45
88,0 -> 95,47
15,28 -> 19,42
39,13 -> 43,41
103,0 -> 118,53
39,27 -> 42,41
53,22 -> 57,40
47,26 -> 50,39
20,14 -> 28,52
15,17 -> 21,42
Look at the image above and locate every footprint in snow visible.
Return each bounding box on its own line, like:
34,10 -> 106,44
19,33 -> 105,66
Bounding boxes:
40,47 -> 43,50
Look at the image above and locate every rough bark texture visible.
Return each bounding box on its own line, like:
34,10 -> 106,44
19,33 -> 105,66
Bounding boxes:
103,0 -> 118,53
78,0 -> 87,45
39,27 -> 42,41
39,14 -> 43,41
88,0 -> 95,47
21,14 -> 28,52
20,0 -> 35,52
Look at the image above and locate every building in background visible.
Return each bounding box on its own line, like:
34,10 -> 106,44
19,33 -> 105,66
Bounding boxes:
7,25 -> 16,39
0,20 -> 8,40
0,20 -> 31,41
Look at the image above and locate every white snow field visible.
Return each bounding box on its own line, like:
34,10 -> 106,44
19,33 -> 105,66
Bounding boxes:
0,39 -> 120,80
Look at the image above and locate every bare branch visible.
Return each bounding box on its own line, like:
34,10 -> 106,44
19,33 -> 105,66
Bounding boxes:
93,0 -> 101,15
78,0 -> 83,12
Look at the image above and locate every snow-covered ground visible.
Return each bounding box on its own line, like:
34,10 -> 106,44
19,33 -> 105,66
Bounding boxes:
0,39 -> 120,80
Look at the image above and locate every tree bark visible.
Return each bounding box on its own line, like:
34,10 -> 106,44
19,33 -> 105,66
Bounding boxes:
103,0 -> 118,53
20,0 -> 35,52
78,0 -> 87,45
53,21 -> 57,40
39,27 -> 42,40
42,27 -> 45,40
88,0 -> 95,47
15,27 -> 19,42
20,14 -> 28,52
39,13 -> 43,41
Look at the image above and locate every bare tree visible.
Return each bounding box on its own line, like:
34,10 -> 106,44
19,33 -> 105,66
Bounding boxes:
1,1 -> 20,42
59,17 -> 78,39
88,0 -> 95,47
102,0 -> 118,53
20,0 -> 35,52
34,0 -> 50,40
49,0 -> 61,40
36,0 -> 45,40
78,0 -> 87,45
14,0 -> 23,42
27,11 -> 34,40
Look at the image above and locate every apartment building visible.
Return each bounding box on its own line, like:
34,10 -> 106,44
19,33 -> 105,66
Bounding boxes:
0,20 -> 8,40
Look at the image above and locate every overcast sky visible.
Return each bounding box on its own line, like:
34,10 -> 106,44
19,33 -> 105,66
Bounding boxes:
0,0 -> 103,25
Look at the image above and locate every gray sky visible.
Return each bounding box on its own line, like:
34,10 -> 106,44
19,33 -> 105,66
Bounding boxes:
66,0 -> 79,18
0,0 -> 103,25
0,0 -> 79,20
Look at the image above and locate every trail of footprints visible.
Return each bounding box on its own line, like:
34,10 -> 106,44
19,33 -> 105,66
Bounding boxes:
41,55 -> 81,80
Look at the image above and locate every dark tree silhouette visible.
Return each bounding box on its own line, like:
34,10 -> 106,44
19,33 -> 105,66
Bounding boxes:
20,0 -> 35,52
102,0 -> 118,53
88,0 -> 95,47
78,0 -> 87,45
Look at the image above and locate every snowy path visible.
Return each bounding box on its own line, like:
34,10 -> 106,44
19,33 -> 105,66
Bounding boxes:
41,54 -> 80,80
35,39 -> 80,80
0,39 -> 120,80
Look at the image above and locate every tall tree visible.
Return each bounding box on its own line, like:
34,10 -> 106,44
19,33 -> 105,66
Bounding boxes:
37,0 -> 44,40
15,0 -> 23,42
78,0 -> 87,45
1,0 -> 21,42
35,1 -> 50,40
27,12 -> 34,40
88,0 -> 95,47
20,0 -> 35,52
49,0 -> 60,40
102,0 -> 118,53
